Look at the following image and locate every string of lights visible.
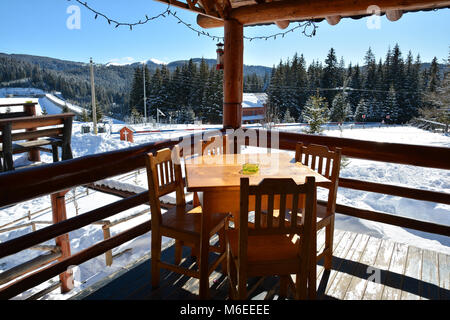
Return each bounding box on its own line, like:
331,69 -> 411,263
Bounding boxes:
70,0 -> 318,41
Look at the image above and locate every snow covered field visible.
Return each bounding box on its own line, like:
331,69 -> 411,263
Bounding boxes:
0,92 -> 449,300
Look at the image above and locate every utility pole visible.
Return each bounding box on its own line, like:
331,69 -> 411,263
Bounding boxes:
143,62 -> 147,124
90,58 -> 98,135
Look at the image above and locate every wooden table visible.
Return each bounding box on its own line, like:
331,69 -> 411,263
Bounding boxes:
184,152 -> 330,297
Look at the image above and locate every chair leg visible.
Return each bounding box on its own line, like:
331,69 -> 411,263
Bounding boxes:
324,218 -> 335,270
151,229 -> 162,288
193,192 -> 200,207
308,266 -> 317,299
52,145 -> 59,162
295,271 -> 308,300
237,268 -> 247,300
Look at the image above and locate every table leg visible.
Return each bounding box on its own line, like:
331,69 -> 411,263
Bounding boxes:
198,191 -> 212,299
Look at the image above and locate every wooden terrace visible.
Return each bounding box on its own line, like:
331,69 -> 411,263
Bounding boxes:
73,229 -> 450,300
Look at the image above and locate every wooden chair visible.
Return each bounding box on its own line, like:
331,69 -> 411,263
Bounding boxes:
295,143 -> 342,272
0,114 -> 74,172
200,134 -> 228,156
226,176 -> 317,300
191,135 -> 229,208
146,146 -> 229,299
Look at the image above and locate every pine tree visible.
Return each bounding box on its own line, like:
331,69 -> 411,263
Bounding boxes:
301,92 -> 329,134
81,108 -> 89,122
384,85 -> 400,123
330,93 -> 351,123
347,64 -> 362,112
177,106 -> 196,124
422,50 -> 450,124
354,99 -> 368,122
427,57 -> 441,93
321,48 -> 339,105
283,108 -> 295,123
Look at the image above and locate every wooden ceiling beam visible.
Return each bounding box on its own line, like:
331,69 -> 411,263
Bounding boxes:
153,0 -> 223,20
196,0 -> 450,28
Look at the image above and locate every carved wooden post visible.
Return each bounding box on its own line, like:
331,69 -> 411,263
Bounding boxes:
223,19 -> 244,130
51,191 -> 74,293
102,223 -> 113,266
24,102 -> 40,162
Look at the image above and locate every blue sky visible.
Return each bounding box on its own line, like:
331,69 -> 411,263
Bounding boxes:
0,0 -> 448,67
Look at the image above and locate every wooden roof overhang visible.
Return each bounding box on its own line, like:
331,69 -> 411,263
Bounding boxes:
155,0 -> 450,28
153,0 -> 450,129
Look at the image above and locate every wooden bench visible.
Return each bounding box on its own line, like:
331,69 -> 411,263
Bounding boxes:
0,113 -> 75,172
0,102 -> 38,120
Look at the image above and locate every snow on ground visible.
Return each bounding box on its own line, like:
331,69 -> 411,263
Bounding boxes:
0,101 -> 449,299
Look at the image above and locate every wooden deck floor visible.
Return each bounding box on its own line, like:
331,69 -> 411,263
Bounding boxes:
72,229 -> 450,300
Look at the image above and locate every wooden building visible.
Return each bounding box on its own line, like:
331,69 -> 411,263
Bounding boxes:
242,93 -> 267,124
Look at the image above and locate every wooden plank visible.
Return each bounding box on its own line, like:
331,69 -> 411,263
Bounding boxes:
0,250 -> 61,286
0,102 -> 38,107
321,232 -> 358,295
438,253 -> 449,300
0,132 -> 194,208
333,202 -> 450,238
0,192 -> 149,259
197,0 -> 450,28
381,242 -> 409,300
400,246 -> 423,300
8,128 -> 62,143
339,177 -> 450,205
326,233 -> 370,299
315,229 -> 345,284
343,236 -> 382,300
256,129 -> 450,170
362,239 -> 395,300
0,112 -> 27,119
0,221 -> 151,300
420,249 -> 440,300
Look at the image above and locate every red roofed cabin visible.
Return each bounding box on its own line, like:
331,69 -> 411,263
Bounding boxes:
119,126 -> 135,143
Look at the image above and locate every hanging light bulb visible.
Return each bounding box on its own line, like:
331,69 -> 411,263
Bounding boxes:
216,42 -> 224,70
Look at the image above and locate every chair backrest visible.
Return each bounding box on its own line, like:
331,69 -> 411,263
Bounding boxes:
201,135 -> 228,156
238,176 -> 317,263
295,143 -> 342,214
145,147 -> 185,223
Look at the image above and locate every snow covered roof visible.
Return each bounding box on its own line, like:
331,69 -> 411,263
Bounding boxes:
242,93 -> 267,109
120,125 -> 136,132
242,115 -> 265,121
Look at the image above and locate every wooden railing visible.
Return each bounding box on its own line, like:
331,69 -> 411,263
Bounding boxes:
0,129 -> 449,299
248,129 -> 450,237
0,133 -> 198,299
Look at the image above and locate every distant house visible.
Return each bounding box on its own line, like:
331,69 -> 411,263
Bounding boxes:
119,126 -> 136,143
242,93 -> 267,124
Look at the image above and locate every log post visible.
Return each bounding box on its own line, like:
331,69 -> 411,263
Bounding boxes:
24,103 -> 40,162
102,223 -> 113,266
51,191 -> 74,293
223,19 -> 244,129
